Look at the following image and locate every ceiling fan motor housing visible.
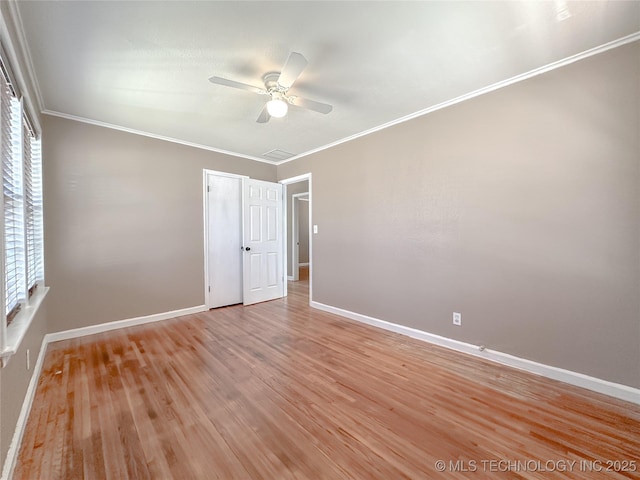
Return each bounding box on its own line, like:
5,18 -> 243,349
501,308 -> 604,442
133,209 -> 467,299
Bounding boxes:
262,72 -> 295,104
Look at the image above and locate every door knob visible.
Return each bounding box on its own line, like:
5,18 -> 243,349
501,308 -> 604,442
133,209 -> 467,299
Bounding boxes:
241,246 -> 251,251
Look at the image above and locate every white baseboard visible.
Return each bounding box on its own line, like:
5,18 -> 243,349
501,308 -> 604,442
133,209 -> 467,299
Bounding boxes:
299,263 -> 309,267
1,334 -> 48,480
311,301 -> 640,405
46,305 -> 207,343
1,304 -> 207,480
287,275 -> 294,281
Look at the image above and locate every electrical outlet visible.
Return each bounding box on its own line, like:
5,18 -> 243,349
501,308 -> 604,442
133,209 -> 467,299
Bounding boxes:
26,349 -> 30,370
453,312 -> 462,326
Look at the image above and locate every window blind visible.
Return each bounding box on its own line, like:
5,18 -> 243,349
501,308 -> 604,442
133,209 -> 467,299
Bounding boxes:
23,120 -> 43,295
1,72 -> 26,324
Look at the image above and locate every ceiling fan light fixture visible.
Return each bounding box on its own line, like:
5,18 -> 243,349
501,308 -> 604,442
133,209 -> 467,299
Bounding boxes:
209,52 -> 332,123
267,93 -> 288,118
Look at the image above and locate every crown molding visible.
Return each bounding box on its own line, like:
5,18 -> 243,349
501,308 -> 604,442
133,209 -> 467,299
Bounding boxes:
42,110 -> 278,165
8,9 -> 638,168
276,32 -> 640,165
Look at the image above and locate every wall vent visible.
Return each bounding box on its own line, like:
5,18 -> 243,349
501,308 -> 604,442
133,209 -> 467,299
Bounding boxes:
262,149 -> 295,161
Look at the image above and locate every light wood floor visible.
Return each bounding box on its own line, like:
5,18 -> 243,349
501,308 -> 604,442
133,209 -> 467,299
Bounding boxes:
15,278 -> 640,479
298,265 -> 309,281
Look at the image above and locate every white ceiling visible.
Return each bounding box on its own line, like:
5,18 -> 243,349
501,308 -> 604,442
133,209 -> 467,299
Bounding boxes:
13,1 -> 640,164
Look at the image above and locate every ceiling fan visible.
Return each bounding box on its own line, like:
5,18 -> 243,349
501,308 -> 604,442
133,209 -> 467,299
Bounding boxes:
209,52 -> 333,123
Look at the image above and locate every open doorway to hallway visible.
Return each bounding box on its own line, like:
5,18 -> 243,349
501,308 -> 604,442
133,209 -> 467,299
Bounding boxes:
291,191 -> 309,282
280,173 -> 312,304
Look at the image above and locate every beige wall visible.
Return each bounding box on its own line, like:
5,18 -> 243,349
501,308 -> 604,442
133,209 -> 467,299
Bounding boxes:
278,42 -> 640,388
43,115 -> 276,332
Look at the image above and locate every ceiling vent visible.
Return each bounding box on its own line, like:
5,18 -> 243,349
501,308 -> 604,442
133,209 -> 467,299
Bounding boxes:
262,149 -> 295,161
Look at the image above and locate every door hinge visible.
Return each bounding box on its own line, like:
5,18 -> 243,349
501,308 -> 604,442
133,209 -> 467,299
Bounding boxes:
208,286 -> 211,292
207,185 -> 211,193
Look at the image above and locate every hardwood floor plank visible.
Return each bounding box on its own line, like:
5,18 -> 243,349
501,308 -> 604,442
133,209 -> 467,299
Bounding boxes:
14,279 -> 640,479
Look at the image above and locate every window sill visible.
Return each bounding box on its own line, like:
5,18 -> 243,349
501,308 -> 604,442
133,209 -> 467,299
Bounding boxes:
1,286 -> 49,367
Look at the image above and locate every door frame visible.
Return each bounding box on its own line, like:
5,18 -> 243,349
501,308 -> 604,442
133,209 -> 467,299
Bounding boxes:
280,173 -> 313,304
204,169 -> 309,308
202,169 -> 248,309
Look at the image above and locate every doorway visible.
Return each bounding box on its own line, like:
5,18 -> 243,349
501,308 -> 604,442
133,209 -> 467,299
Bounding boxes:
280,173 -> 312,304
291,192 -> 309,282
204,170 -> 285,308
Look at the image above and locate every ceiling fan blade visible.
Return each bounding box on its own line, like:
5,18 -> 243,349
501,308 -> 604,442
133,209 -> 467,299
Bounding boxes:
209,76 -> 266,95
291,96 -> 333,114
277,52 -> 308,89
256,105 -> 271,123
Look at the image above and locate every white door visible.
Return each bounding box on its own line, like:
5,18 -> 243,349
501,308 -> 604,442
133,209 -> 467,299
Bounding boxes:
206,173 -> 243,308
242,179 -> 284,305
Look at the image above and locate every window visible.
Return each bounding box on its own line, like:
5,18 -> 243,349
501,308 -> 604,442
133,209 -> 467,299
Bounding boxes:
0,43 -> 45,362
1,75 -> 25,325
24,120 -> 44,299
